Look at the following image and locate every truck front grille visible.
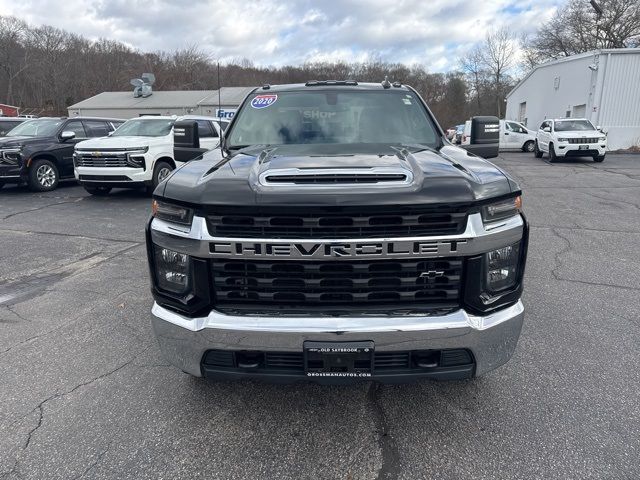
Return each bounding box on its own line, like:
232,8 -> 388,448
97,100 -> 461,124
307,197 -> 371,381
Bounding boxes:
567,138 -> 599,144
211,258 -> 462,313
75,153 -> 128,167
206,205 -> 469,239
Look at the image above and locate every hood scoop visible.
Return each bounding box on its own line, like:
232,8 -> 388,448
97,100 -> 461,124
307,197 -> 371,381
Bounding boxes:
260,167 -> 413,186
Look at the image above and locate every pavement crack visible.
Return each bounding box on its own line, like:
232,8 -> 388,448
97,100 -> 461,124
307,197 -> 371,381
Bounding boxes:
368,383 -> 400,480
71,446 -> 111,480
549,227 -> 572,282
8,346 -> 152,475
2,198 -> 85,220
552,276 -> 640,292
0,227 -> 145,245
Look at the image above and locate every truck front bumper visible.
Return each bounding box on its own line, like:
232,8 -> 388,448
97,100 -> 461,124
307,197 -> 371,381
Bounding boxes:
151,300 -> 524,383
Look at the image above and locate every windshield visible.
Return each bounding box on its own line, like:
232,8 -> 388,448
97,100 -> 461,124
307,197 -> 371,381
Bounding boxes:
227,90 -> 439,149
7,119 -> 63,137
555,120 -> 596,132
112,118 -> 174,137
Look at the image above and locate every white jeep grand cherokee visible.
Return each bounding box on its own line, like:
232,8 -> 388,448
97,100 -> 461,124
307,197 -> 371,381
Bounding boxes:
534,118 -> 607,163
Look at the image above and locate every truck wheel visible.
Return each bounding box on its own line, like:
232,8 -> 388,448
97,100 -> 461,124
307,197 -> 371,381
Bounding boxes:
147,161 -> 173,194
548,143 -> 557,163
594,155 -> 605,163
534,141 -> 543,158
523,140 -> 535,153
84,185 -> 112,196
29,159 -> 59,191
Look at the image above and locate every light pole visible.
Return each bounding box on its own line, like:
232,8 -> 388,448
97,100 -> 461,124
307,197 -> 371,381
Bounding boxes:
590,0 -> 604,47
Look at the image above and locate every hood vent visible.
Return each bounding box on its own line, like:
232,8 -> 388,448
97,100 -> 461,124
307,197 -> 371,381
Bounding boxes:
260,168 -> 413,186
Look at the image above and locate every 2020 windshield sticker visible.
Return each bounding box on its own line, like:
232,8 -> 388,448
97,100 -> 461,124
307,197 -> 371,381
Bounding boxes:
251,94 -> 278,109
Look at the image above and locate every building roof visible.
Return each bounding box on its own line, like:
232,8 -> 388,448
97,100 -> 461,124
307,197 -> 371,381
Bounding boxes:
68,87 -> 256,110
198,86 -> 256,105
506,48 -> 640,99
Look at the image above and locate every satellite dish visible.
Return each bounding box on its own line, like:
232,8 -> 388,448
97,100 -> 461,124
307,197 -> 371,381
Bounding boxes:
141,73 -> 156,85
130,74 -> 155,97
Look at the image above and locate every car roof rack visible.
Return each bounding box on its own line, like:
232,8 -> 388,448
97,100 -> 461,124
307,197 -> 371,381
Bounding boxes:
305,80 -> 359,86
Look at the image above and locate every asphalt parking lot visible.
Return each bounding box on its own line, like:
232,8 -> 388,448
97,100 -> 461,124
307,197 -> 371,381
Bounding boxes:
1,151 -> 639,480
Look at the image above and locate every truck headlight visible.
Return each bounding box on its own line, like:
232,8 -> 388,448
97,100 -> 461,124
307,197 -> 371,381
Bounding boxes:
1,148 -> 22,163
481,196 -> 521,224
557,138 -> 568,142
484,243 -> 520,293
152,199 -> 193,226
599,137 -> 606,142
153,245 -> 191,294
126,154 -> 146,168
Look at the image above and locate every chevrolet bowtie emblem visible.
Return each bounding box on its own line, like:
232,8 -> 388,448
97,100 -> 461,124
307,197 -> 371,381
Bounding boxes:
93,151 -> 101,156
419,270 -> 445,279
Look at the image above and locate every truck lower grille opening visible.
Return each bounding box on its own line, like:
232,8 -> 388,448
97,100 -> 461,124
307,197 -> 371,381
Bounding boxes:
201,349 -> 475,374
211,258 -> 462,315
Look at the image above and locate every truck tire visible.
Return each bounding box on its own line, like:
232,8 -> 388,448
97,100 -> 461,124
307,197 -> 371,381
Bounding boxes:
147,160 -> 173,194
534,141 -> 543,158
523,140 -> 535,153
84,185 -> 112,196
29,158 -> 59,192
594,155 -> 605,163
548,143 -> 557,163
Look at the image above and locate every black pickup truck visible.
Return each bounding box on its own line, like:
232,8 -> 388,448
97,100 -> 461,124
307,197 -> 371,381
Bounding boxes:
146,81 -> 528,384
0,117 -> 123,191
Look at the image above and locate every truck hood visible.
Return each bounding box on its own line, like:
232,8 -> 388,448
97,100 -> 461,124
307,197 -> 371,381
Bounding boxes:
161,144 -> 518,207
75,135 -> 171,150
0,136 -> 54,148
555,130 -> 603,138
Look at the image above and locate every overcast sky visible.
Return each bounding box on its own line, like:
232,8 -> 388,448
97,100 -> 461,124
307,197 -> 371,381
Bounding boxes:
0,0 -> 565,71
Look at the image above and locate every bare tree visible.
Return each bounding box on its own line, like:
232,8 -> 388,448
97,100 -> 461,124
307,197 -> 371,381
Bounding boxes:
0,16 -> 30,104
460,45 -> 485,112
480,28 -> 516,117
525,0 -> 640,64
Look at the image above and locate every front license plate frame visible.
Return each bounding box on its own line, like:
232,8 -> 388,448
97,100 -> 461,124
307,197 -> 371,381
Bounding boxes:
304,341 -> 374,378
579,145 -> 589,150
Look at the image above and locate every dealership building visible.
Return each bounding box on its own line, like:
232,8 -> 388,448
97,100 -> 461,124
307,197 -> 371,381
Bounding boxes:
505,48 -> 640,150
67,86 -> 254,120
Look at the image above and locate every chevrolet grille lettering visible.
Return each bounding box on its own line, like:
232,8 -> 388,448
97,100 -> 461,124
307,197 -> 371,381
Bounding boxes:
209,240 -> 468,259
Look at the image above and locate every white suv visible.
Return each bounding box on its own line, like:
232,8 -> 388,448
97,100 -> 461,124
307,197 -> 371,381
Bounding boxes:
534,118 -> 607,163
74,115 -> 223,195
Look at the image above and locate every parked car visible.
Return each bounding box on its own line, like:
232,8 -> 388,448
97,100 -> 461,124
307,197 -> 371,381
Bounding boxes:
74,115 -> 224,196
0,117 -> 124,191
453,124 -> 464,144
0,117 -> 26,136
147,81 -> 528,384
445,127 -> 457,141
500,120 -> 536,152
534,118 -> 607,163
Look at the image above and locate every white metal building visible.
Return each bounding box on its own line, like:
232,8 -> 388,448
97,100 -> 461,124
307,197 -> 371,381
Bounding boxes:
505,49 -> 640,150
67,87 -> 255,120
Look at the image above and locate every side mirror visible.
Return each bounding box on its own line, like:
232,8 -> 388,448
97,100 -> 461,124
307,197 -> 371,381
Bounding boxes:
459,116 -> 500,159
60,131 -> 76,141
543,127 -> 551,133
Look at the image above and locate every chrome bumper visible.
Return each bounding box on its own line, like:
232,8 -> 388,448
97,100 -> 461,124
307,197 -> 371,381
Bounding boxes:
151,300 -> 525,378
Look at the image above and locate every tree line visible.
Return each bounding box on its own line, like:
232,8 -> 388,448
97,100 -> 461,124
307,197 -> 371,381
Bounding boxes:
1,0 -> 638,128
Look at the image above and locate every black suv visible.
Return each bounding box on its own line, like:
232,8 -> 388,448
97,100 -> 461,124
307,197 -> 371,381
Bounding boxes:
0,117 -> 26,136
0,117 -> 124,191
